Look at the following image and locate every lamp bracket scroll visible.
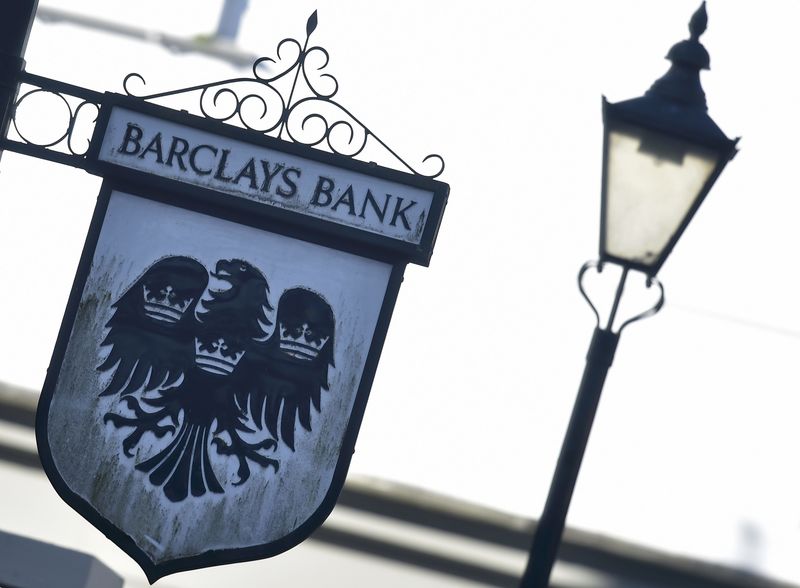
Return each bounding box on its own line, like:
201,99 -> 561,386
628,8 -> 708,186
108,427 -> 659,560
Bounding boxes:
122,11 -> 445,179
578,260 -> 665,334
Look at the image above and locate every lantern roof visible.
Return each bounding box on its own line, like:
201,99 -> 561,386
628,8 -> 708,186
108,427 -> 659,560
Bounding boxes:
604,2 -> 738,154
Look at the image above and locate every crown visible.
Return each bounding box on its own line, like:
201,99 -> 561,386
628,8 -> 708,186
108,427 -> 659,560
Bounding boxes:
194,337 -> 245,375
279,323 -> 329,361
143,285 -> 194,323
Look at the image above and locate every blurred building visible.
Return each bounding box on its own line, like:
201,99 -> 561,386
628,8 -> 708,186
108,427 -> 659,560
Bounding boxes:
1,382 -> 796,587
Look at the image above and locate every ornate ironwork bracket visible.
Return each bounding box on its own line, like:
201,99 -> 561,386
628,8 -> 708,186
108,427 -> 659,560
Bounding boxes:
578,260 -> 665,334
121,11 -> 445,178
0,12 -> 445,179
0,72 -> 102,169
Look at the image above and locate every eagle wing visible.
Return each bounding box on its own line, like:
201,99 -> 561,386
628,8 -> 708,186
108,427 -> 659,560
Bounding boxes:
235,286 -> 336,451
97,256 -> 209,397
234,339 -> 327,452
97,313 -> 196,397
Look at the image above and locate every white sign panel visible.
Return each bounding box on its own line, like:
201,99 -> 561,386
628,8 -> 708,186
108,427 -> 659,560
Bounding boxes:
40,188 -> 394,578
98,107 -> 435,245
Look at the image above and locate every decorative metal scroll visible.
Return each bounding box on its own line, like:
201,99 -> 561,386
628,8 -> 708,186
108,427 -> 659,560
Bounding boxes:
122,11 -> 445,179
577,260 -> 665,333
3,72 -> 102,167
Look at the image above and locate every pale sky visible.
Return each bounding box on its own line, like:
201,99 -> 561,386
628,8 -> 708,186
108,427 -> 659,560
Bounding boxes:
3,0 -> 800,584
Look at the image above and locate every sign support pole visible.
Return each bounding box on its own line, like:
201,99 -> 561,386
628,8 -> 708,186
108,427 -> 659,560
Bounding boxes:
0,0 -> 38,164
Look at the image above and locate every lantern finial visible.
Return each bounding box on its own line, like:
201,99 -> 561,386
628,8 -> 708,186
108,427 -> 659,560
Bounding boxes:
689,2 -> 707,41
646,2 -> 712,108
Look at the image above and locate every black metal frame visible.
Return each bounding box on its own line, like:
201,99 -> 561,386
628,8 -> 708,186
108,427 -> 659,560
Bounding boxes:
599,98 -> 739,277
520,260 -> 664,587
577,260 -> 665,333
84,93 -> 448,267
0,73 -> 449,266
0,11 -> 447,183
36,174 -> 411,582
597,3 -> 739,278
0,71 -> 102,168
522,6 -> 738,586
0,0 -> 38,166
119,12 -> 445,179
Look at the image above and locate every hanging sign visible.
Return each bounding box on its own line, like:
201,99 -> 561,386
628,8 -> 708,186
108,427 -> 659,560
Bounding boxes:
98,106 -> 437,250
36,94 -> 448,581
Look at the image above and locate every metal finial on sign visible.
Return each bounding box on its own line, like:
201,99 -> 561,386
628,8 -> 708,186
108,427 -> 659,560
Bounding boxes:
121,12 -> 445,178
306,10 -> 318,36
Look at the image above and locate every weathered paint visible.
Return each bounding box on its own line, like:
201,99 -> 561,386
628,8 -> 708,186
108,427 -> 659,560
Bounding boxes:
45,190 -> 392,564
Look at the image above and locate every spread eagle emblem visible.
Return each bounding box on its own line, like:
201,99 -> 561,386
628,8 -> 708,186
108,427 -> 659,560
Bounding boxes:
99,256 -> 335,502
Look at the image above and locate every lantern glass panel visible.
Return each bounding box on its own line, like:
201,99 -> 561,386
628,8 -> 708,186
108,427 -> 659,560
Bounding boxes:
603,123 -> 719,268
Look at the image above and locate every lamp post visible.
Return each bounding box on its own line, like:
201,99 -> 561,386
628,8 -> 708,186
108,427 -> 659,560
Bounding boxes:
519,3 -> 738,587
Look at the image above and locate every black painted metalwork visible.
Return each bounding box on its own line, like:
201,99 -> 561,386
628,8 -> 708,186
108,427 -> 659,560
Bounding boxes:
599,2 -> 739,277
577,261 -> 665,334
520,261 -> 663,587
0,0 -> 39,165
121,11 -> 444,178
12,88 -> 99,154
85,94 -> 448,267
0,71 -> 102,168
1,11 -> 444,180
520,5 -> 736,585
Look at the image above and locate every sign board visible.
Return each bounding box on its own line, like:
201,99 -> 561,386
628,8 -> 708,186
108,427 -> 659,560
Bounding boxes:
36,95 -> 448,581
88,95 -> 447,267
99,106 -> 436,248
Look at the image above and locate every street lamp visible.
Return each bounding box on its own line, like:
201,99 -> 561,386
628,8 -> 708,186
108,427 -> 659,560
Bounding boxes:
519,3 -> 738,587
